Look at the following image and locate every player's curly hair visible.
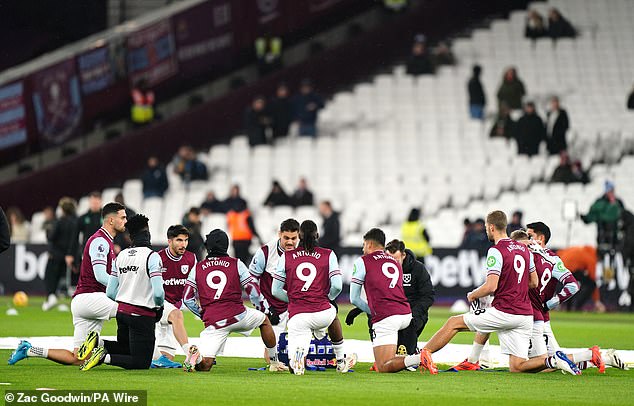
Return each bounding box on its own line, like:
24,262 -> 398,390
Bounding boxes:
126,214 -> 149,237
299,220 -> 319,253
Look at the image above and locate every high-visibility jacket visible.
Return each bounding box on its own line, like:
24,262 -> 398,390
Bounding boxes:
401,220 -> 432,257
131,88 -> 155,124
255,36 -> 282,61
227,210 -> 253,241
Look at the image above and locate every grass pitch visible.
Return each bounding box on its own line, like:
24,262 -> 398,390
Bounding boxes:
1,296 -> 633,405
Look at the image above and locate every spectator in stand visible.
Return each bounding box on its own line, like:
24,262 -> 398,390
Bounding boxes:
401,208 -> 432,262
497,67 -> 526,114
113,193 -> 136,253
172,145 -> 208,182
200,191 -> 225,215
224,184 -> 247,213
545,96 -> 569,155
291,177 -> 314,207
489,102 -> 516,139
77,191 -> 102,248
182,207 -> 205,260
226,200 -> 261,265
627,85 -> 634,110
461,218 -> 472,243
433,41 -> 455,67
557,246 -> 604,312
621,209 -> 634,310
458,218 -> 491,256
467,65 -> 486,120
42,206 -> 57,241
142,156 -> 168,198
581,181 -> 624,251
525,9 -> 546,40
516,101 -> 545,156
42,197 -> 78,311
506,211 -> 523,235
551,151 -> 589,184
0,207 -> 9,254
255,33 -> 282,76
406,34 -> 434,76
263,180 -> 292,207
547,8 -> 576,39
318,201 -> 341,256
130,79 -> 155,126
244,95 -> 272,147
293,79 -> 324,137
269,83 -> 294,139
6,207 -> 29,243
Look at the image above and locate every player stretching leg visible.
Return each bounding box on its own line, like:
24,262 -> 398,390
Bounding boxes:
182,229 -> 284,372
79,214 -> 165,371
452,224 -> 583,372
526,222 -> 628,372
152,225 -> 197,369
350,228 -> 419,373
272,220 -> 347,375
420,211 -> 580,375
8,203 -> 126,366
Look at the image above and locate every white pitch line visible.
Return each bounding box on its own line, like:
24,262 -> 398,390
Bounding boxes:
1,337 -> 632,368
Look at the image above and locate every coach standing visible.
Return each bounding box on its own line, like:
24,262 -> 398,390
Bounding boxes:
79,214 -> 164,371
385,239 -> 435,357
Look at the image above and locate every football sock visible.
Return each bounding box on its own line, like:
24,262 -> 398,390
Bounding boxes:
332,339 -> 345,361
404,354 -> 420,368
98,338 -> 105,347
577,361 -> 589,370
266,347 -> 278,363
104,354 -> 111,364
468,343 -> 484,363
545,356 -> 557,369
182,343 -> 191,354
27,346 -> 48,358
570,350 -> 592,363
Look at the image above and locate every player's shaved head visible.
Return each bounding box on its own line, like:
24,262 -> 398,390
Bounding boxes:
486,210 -> 507,231
510,229 -> 529,241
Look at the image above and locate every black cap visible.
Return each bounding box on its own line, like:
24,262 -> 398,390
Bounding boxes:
205,229 -> 229,255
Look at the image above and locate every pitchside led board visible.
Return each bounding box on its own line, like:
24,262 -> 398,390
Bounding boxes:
1,244 -> 630,309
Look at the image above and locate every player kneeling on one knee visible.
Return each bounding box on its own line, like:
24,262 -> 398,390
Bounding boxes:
182,229 -> 283,372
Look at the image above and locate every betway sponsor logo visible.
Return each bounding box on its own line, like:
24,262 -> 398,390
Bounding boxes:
164,278 -> 187,286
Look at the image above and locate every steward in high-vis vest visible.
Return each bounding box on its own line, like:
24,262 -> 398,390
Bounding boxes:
131,79 -> 155,125
226,201 -> 261,266
255,34 -> 282,75
401,208 -> 432,259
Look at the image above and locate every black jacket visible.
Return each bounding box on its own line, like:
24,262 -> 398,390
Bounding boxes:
269,96 -> 294,138
622,210 -> 634,260
142,165 -> 168,197
402,248 -> 435,320
516,112 -> 545,156
0,207 -> 10,254
546,109 -> 569,155
319,212 -> 341,254
468,77 -> 486,106
77,210 -> 102,247
48,215 -> 79,259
